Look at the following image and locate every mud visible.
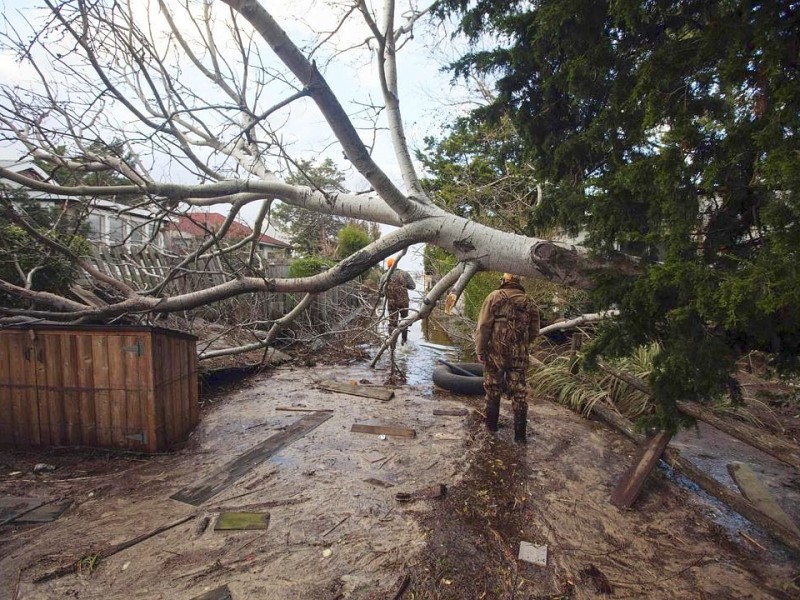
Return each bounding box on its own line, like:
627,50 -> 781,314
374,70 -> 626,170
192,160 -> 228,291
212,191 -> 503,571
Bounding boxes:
1,335 -> 799,599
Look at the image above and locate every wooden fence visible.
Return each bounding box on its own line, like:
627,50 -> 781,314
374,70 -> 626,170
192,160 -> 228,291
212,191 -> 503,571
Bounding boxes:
85,245 -> 367,327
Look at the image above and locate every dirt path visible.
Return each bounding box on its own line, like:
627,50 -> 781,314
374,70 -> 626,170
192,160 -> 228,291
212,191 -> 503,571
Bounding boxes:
405,396 -> 799,599
1,362 -> 798,599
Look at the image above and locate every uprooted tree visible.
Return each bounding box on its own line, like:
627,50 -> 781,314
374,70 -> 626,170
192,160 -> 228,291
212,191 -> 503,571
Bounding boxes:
1,0 -> 796,427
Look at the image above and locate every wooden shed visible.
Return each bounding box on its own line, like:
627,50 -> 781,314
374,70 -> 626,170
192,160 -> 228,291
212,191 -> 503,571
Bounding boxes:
0,325 -> 199,453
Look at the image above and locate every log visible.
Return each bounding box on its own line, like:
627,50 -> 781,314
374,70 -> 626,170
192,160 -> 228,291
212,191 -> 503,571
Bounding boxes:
588,405 -> 800,555
678,401 -> 800,471
610,431 -> 672,508
595,361 -> 800,471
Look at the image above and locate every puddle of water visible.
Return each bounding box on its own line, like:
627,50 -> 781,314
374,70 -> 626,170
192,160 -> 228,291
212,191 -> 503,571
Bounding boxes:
374,316 -> 464,389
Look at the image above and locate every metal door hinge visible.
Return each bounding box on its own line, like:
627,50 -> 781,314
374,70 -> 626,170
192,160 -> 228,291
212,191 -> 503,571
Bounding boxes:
125,431 -> 148,444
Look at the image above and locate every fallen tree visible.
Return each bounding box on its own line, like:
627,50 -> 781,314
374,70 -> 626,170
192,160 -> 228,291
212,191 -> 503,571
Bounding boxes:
0,0 -> 632,348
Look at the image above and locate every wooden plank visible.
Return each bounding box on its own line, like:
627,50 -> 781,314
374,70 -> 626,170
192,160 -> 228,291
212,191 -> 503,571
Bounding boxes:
610,430 -> 672,509
0,333 -> 13,443
171,411 -> 333,506
187,337 -> 199,432
7,332 -> 39,446
433,408 -> 469,417
351,423 -> 416,438
37,334 -> 58,445
92,335 -> 113,447
13,499 -> 72,523
152,334 -> 168,449
318,380 -> 395,401
106,336 -> 127,447
214,512 -> 270,531
76,335 -> 97,446
189,585 -> 232,600
140,332 -> 157,453
728,462 -> 800,536
122,335 -> 146,450
60,334 -> 82,445
276,407 -> 334,413
5,333 -> 26,444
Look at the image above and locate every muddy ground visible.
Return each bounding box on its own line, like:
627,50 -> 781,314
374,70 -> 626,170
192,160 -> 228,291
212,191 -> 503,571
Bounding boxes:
1,356 -> 799,599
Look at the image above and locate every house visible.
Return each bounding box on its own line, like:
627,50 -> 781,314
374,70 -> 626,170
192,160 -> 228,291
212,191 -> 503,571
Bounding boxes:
167,212 -> 292,264
0,159 -> 161,248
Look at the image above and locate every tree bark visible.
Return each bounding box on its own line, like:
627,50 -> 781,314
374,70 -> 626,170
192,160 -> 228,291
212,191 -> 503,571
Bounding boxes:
595,361 -> 800,471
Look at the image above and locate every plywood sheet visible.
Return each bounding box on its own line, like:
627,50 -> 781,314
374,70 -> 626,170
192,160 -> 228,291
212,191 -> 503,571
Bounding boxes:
171,411 -> 332,506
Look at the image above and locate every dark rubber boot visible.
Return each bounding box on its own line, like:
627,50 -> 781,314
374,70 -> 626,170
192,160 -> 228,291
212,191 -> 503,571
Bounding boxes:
514,409 -> 527,444
485,401 -> 500,432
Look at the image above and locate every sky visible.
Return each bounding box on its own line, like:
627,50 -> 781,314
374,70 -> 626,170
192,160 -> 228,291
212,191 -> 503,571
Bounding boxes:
0,1 -> 483,279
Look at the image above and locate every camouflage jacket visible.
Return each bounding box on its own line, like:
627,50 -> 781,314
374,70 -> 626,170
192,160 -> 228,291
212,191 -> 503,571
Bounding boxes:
380,269 -> 415,308
475,285 -> 540,359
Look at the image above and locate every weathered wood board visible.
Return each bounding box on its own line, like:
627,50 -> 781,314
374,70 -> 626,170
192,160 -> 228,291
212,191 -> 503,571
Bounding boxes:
275,407 -> 334,413
190,584 -> 233,600
171,411 -> 332,506
318,380 -> 395,401
351,423 -> 416,438
433,408 -> 469,417
214,512 -> 270,531
610,430 -> 672,508
728,462 -> 800,536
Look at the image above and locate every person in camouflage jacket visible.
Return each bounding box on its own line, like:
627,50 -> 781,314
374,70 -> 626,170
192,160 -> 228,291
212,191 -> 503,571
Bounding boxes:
380,257 -> 416,345
475,273 -> 540,443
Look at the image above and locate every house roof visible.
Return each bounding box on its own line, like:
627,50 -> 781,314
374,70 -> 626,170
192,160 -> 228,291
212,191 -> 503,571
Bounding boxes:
171,212 -> 292,249
0,158 -> 156,220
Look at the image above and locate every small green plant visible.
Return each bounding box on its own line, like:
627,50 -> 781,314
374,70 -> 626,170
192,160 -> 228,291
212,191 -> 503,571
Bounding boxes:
288,255 -> 335,277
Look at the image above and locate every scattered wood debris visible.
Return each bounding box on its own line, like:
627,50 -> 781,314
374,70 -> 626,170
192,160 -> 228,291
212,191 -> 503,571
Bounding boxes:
34,514 -> 195,583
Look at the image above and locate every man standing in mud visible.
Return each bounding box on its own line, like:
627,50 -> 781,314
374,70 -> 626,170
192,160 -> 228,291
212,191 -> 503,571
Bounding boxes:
380,257 -> 416,345
475,273 -> 540,443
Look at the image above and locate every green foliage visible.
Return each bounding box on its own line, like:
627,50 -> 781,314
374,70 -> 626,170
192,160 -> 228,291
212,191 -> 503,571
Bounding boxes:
0,197 -> 88,306
437,0 -> 800,423
272,158 -> 357,256
337,223 -> 371,258
288,255 -> 336,278
418,115 -> 585,238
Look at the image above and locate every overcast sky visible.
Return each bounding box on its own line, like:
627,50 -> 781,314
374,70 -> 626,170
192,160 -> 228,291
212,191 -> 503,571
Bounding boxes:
0,1 -> 483,278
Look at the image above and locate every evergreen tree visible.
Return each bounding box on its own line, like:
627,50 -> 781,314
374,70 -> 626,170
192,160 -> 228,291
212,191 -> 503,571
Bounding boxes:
438,0 -> 800,425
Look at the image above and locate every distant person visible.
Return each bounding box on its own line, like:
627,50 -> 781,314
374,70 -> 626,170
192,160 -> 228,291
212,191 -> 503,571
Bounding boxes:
380,257 -> 416,345
475,273 -> 540,443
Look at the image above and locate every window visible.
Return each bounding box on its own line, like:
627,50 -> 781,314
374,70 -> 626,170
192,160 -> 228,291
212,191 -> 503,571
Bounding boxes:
108,217 -> 125,243
87,214 -> 103,240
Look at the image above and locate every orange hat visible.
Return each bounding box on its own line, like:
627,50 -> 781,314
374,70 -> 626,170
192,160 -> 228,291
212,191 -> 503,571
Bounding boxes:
501,273 -> 520,284
386,257 -> 395,267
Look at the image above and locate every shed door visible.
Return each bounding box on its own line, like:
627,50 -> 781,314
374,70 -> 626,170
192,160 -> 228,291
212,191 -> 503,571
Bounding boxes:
91,334 -> 151,450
